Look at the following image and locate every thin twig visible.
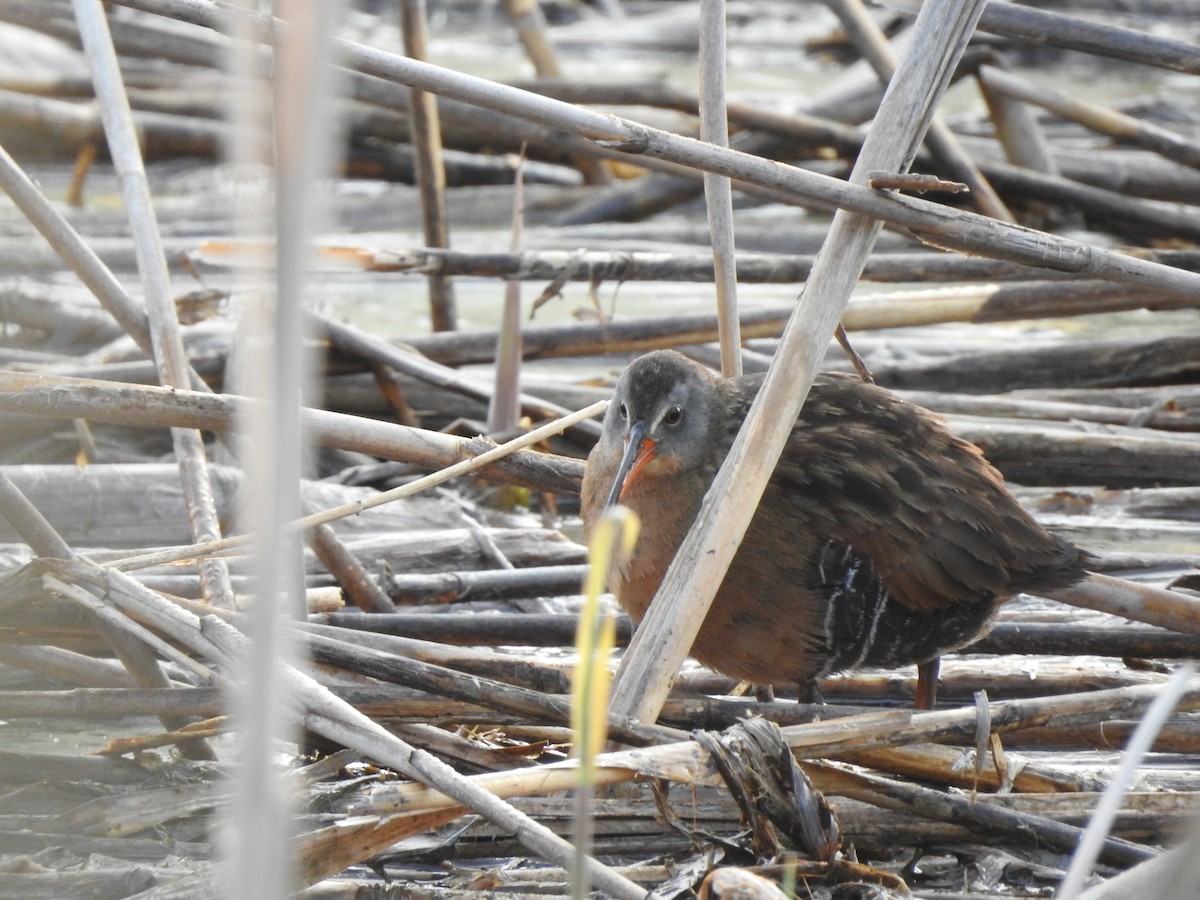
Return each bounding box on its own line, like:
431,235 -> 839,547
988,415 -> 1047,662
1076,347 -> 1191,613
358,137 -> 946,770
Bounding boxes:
106,398 -> 607,572
698,0 -> 740,377
827,0 -> 1014,222
72,0 -> 234,608
399,0 -> 457,331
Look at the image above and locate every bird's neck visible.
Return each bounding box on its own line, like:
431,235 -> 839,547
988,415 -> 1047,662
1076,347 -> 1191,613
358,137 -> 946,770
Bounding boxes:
611,470 -> 710,620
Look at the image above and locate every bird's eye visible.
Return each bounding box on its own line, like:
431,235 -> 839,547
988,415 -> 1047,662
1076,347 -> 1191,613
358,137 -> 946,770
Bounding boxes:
618,403 -> 628,420
663,405 -> 683,426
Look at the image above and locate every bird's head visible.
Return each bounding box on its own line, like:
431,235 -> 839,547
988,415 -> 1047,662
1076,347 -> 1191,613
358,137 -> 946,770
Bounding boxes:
600,350 -> 720,508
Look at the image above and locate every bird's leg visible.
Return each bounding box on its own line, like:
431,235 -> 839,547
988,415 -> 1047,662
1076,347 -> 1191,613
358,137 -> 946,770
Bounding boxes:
796,679 -> 825,705
915,657 -> 941,709
753,684 -> 776,703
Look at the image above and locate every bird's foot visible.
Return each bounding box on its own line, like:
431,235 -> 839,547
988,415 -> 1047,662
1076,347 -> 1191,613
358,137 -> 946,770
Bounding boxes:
915,658 -> 941,709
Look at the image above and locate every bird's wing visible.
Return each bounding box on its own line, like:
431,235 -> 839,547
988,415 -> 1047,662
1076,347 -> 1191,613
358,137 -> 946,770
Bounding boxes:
770,375 -> 1080,612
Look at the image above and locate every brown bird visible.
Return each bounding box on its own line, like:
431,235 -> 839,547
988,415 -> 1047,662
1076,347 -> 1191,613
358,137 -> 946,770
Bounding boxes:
581,350 -> 1092,708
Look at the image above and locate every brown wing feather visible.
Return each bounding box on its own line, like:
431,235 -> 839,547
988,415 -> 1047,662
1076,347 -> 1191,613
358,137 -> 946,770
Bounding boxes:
730,372 -> 1087,612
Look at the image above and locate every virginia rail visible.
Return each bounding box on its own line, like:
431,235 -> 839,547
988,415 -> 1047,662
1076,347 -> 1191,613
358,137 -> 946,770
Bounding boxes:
581,350 -> 1092,708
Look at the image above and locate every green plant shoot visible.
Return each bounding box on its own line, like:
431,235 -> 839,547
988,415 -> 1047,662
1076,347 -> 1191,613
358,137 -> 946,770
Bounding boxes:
572,505 -> 639,779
